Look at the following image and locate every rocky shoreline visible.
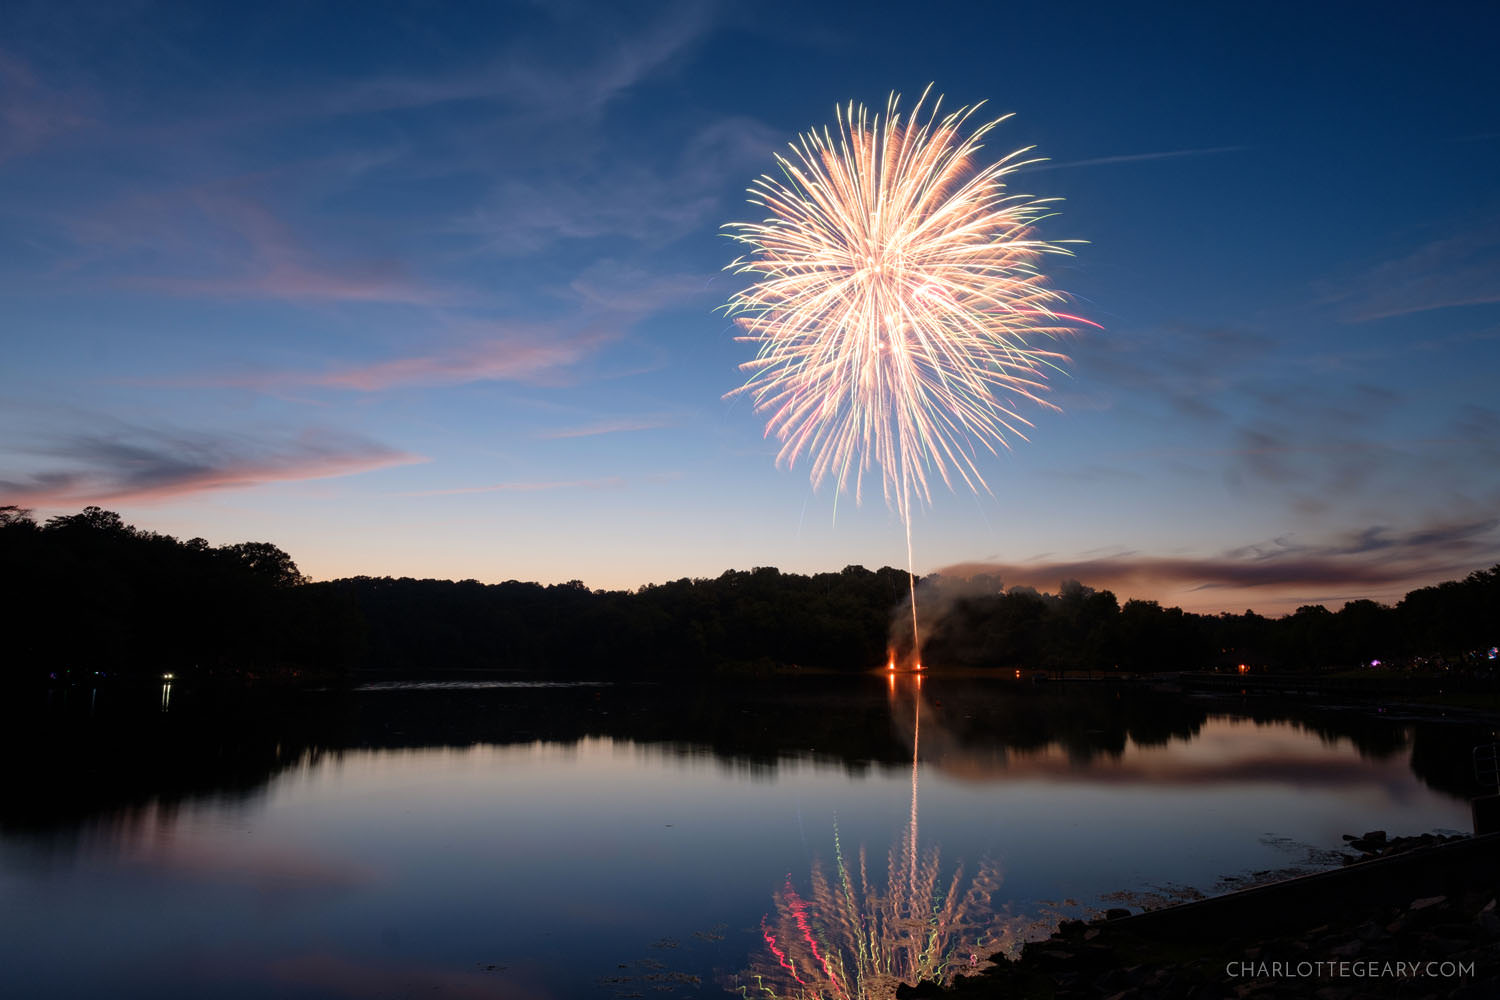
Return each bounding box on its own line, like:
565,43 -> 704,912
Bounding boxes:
901,834 -> 1500,1000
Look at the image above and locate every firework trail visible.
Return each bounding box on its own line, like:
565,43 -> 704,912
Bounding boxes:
724,86 -> 1091,663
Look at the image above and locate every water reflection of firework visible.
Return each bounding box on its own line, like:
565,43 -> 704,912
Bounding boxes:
740,678 -> 1016,1000
743,828 -> 1010,1000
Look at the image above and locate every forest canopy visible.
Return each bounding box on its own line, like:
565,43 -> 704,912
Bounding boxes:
2,506 -> 1495,682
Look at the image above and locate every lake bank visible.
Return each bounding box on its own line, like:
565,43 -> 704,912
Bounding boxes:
911,833 -> 1500,999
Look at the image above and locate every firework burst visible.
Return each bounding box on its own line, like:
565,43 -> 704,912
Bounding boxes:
725,86 -> 1088,522
724,86 -> 1089,662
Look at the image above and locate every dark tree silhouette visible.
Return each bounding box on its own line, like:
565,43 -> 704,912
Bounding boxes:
3,506 -> 1495,682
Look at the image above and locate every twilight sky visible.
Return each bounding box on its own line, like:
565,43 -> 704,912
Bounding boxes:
3,0 -> 1498,615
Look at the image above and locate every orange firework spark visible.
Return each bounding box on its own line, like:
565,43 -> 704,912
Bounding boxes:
724,86 -> 1090,521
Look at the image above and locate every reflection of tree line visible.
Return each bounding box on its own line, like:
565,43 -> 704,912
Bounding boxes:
5,507 -> 1497,682
4,681 -> 1486,835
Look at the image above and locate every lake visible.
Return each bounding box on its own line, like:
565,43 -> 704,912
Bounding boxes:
0,676 -> 1485,999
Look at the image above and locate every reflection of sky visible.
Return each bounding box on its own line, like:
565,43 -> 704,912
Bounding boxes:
3,2 -> 1500,614
0,716 -> 1471,999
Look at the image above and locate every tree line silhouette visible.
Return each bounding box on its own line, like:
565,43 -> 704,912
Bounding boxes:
3,506 -> 1496,682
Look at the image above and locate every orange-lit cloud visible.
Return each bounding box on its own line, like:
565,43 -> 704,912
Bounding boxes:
1,428 -> 424,507
938,516 -> 1500,613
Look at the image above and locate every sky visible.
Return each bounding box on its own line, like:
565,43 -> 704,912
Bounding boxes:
3,0 -> 1499,615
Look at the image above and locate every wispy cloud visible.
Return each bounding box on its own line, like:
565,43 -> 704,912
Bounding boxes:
399,476 -> 624,497
458,114 -> 783,253
1071,323 -> 1275,424
1,426 -> 424,507
321,0 -> 713,121
0,49 -> 92,163
93,190 -> 451,306
567,260 -> 719,315
1320,217 -> 1500,322
288,332 -> 612,392
1031,145 -> 1246,171
536,415 -> 676,439
166,328 -> 618,393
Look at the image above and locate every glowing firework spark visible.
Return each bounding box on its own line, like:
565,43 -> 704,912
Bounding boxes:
724,86 -> 1091,663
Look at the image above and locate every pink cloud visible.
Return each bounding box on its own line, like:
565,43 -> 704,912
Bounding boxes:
317,334 -> 610,390
2,429 -> 424,507
187,328 -> 618,393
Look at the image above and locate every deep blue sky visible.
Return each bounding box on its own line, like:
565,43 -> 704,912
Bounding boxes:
3,0 -> 1498,613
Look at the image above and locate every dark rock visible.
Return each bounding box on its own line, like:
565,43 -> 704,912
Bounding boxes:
1094,969 -> 1127,992
1408,895 -> 1447,912
1328,939 -> 1362,958
1451,983 -> 1500,1000
1106,907 -> 1132,920
1431,922 -> 1477,940
1361,830 -> 1387,844
1422,934 -> 1469,955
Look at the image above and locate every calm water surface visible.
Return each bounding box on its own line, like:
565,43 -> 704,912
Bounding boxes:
0,677 -> 1481,999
